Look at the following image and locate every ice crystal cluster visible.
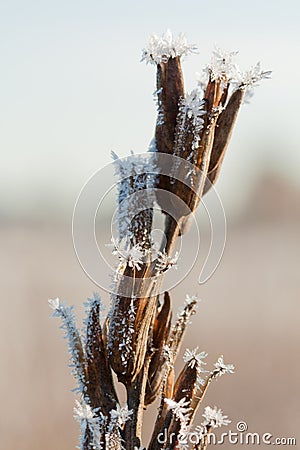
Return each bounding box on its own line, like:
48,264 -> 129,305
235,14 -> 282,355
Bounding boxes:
111,151 -> 156,249
141,29 -> 197,65
49,31 -> 270,450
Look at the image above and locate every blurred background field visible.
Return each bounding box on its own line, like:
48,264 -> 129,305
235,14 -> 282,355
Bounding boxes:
1,0 -> 300,449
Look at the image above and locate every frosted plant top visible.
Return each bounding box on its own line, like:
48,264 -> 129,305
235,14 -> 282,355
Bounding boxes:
141,29 -> 197,65
142,31 -> 271,97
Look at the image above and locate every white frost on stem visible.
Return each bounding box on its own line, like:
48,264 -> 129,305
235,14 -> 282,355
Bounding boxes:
112,151 -> 156,247
213,355 -> 235,377
113,238 -> 144,271
177,294 -> 199,319
141,29 -> 197,65
109,403 -> 133,429
48,298 -> 86,395
74,399 -> 104,450
165,397 -> 192,426
155,250 -> 179,273
177,90 -> 206,152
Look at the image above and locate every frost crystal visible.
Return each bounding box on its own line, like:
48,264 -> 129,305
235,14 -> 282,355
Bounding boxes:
74,399 -> 94,420
110,403 -> 133,428
48,297 -> 60,310
141,30 -> 197,65
183,347 -> 208,369
234,62 -> 272,90
177,294 -> 199,319
162,344 -> 173,368
83,293 -> 104,349
108,295 -> 136,370
213,355 -> 235,376
105,431 -> 122,450
176,90 -> 206,152
165,397 -> 192,424
184,294 -> 199,306
202,406 -> 231,428
49,298 -> 86,394
153,88 -> 164,126
171,89 -> 206,186
112,151 -> 156,247
206,47 -> 238,83
74,400 -> 104,450
196,372 -> 206,390
156,250 -> 179,273
114,238 -> 144,271
148,138 -> 157,153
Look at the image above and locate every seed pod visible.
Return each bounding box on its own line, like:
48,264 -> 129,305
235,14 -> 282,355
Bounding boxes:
204,88 -> 245,194
155,56 -> 185,157
108,289 -> 157,386
145,292 -> 172,405
173,362 -> 198,404
149,362 -> 198,450
85,297 -> 118,414
168,295 -> 198,356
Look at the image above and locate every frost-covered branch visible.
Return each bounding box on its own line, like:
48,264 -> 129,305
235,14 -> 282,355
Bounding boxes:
49,298 -> 86,395
49,30 -> 270,450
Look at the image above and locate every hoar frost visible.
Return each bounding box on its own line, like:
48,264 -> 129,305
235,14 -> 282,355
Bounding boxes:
202,406 -> 231,428
183,347 -> 207,370
213,355 -> 235,376
141,29 -> 197,65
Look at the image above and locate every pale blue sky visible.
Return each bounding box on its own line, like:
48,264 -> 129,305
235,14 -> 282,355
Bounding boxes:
1,0 -> 299,219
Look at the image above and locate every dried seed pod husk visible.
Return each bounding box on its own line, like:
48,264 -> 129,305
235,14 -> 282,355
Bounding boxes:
173,362 -> 198,403
155,56 -> 185,157
85,298 -> 118,414
163,78 -> 223,242
108,285 -> 158,385
154,56 -> 186,220
203,88 -> 245,194
189,368 -> 220,423
168,295 -> 198,357
145,292 -> 172,405
148,364 -> 175,450
163,363 -> 198,448
149,362 -> 197,450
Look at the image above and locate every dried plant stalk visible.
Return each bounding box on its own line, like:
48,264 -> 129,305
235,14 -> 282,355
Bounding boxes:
49,30 -> 270,450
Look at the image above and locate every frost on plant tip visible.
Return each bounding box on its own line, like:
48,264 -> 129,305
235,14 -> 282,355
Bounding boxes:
141,29 -> 197,65
206,47 -> 238,83
183,347 -> 207,369
213,355 -> 235,377
202,406 -> 231,428
234,62 -> 272,90
48,297 -> 60,311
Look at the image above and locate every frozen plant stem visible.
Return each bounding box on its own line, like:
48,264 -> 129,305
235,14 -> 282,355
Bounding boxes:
49,30 -> 270,450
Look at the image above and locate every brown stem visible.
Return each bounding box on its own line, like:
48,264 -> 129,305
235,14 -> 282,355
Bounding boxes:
190,372 -> 217,423
123,356 -> 151,449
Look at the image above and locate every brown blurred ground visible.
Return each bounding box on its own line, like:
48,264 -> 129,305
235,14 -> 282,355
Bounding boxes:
0,175 -> 299,449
